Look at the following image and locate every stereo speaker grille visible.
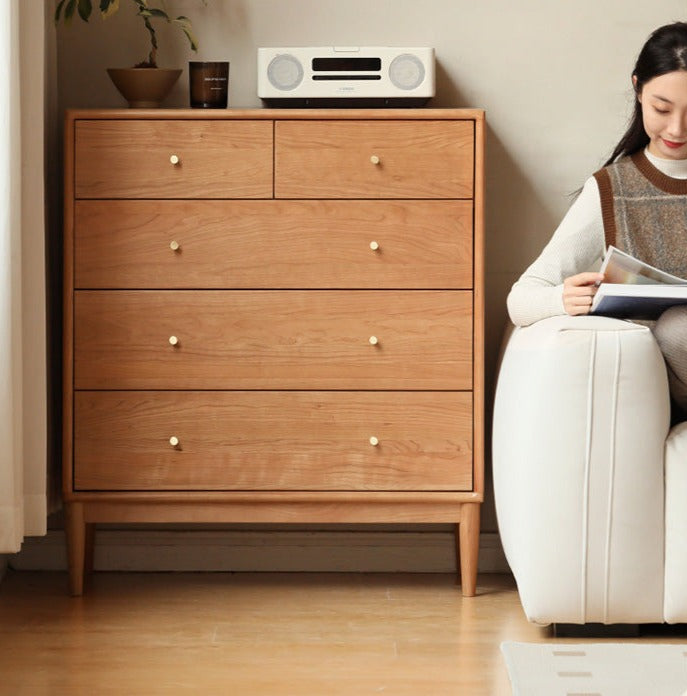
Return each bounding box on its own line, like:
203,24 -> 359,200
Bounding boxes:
388,54 -> 425,91
267,54 -> 304,91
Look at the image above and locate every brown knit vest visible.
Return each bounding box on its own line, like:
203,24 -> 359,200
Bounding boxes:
593,150 -> 687,278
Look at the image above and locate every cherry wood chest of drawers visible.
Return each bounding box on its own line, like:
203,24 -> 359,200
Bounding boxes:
63,108 -> 485,596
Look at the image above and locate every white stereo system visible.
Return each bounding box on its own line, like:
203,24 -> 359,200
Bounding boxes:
257,46 -> 435,107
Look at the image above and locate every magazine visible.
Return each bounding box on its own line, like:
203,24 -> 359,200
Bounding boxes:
590,246 -> 687,318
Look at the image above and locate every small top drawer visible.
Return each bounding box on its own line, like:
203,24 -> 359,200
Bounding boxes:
275,120 -> 474,199
74,120 -> 273,199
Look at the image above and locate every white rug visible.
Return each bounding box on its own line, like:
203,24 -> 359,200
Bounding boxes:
501,641 -> 687,696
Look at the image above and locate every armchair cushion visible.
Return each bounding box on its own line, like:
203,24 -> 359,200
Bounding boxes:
493,315 -> 670,624
665,422 -> 687,622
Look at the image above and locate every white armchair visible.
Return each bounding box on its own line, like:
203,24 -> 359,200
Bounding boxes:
493,314 -> 687,625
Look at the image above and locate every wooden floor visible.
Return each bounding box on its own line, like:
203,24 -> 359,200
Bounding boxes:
0,571 -> 684,695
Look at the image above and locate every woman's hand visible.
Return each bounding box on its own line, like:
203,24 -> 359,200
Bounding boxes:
563,272 -> 604,316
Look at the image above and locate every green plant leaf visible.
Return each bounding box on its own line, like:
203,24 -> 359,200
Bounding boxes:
57,0 -> 201,56
64,0 -> 78,23
77,0 -> 93,21
172,16 -> 198,51
99,0 -> 119,19
54,0 -> 67,22
145,8 -> 169,19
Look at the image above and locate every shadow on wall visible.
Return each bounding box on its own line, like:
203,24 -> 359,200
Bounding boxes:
436,57 -> 561,529
482,127 -> 561,530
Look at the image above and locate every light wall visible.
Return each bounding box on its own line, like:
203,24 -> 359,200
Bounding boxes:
55,0 -> 686,534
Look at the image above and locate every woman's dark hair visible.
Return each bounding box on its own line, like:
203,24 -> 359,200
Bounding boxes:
604,21 -> 687,165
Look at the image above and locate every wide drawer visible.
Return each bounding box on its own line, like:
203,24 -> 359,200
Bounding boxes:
73,199 -> 473,289
74,290 -> 473,390
73,391 -> 473,491
275,120 -> 474,199
74,120 -> 273,199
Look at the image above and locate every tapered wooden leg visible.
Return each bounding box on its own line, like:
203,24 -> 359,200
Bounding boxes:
65,502 -> 86,596
458,503 -> 480,597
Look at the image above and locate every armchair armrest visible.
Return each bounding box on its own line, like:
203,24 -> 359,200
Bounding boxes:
493,315 -> 669,624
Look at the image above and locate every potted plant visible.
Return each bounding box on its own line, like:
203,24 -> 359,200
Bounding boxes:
55,0 -> 201,107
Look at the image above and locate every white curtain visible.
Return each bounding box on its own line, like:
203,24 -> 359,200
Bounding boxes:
0,0 -> 47,552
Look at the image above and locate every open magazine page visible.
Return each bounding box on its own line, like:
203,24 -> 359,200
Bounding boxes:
592,246 -> 687,318
600,245 -> 687,285
591,284 -> 687,318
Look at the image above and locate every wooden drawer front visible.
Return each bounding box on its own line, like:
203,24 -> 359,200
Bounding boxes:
74,120 -> 273,199
275,120 -> 474,199
74,199 -> 473,289
74,391 -> 473,491
74,290 -> 473,390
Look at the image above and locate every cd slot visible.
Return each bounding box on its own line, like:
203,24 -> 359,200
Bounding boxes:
312,57 -> 382,71
312,75 -> 382,80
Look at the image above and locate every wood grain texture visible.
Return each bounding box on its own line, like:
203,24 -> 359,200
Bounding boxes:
74,120 -> 273,199
275,120 -> 474,199
472,112 -> 486,498
73,391 -> 473,491
66,107 -> 486,121
0,572 -> 549,696
74,290 -> 473,390
62,115 -> 75,497
72,495 -> 479,524
74,199 -> 473,289
459,503 -> 481,597
63,109 -> 485,597
64,503 -> 86,596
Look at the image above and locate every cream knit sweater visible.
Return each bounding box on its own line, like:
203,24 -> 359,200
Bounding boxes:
507,149 -> 687,327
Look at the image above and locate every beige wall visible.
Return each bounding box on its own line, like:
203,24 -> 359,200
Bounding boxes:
54,0 -> 686,534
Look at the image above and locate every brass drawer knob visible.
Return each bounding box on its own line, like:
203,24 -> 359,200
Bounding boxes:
169,154 -> 180,165
170,240 -> 180,252
169,335 -> 179,346
368,335 -> 379,346
169,436 -> 180,447
370,155 -> 380,165
369,436 -> 379,446
369,241 -> 380,251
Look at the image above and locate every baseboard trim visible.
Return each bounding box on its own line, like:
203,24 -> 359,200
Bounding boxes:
10,529 -> 509,573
